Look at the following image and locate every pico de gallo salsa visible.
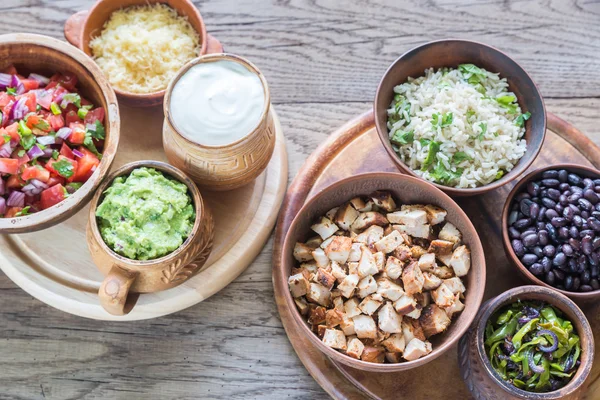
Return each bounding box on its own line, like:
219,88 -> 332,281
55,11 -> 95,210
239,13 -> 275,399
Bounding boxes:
0,66 -> 105,218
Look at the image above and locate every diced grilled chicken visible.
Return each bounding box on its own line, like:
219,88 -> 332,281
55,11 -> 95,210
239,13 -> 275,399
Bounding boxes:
402,261 -> 424,296
288,273 -> 310,297
314,268 -> 336,290
325,207 -> 339,221
293,242 -> 314,262
326,308 -> 344,328
322,329 -> 347,350
402,318 -> 426,342
320,236 -> 334,249
353,314 -> 378,339
403,338 -> 432,361
384,256 -> 404,279
387,209 -> 428,227
410,245 -> 428,258
350,197 -> 373,212
324,236 -> 353,264
351,212 -> 389,231
385,352 -> 403,363
292,263 -> 317,280
334,203 -> 360,231
305,236 -> 323,248
438,222 -> 461,244
378,302 -> 403,333
406,305 -> 423,320
294,297 -> 309,315
422,272 -> 442,291
436,251 -> 453,267
444,294 -> 465,318
361,346 -> 385,363
358,249 -> 379,278
414,292 -> 431,308
338,274 -> 359,298
375,230 -> 404,254
330,288 -> 342,299
418,253 -> 437,272
376,278 -> 404,301
450,245 -> 471,277
393,294 -> 417,316
371,191 -> 397,212
311,216 -> 340,240
357,275 -> 378,298
424,205 -> 447,225
359,295 -> 383,316
373,251 -> 385,272
317,324 -> 327,337
428,239 -> 454,255
306,282 -> 332,307
419,304 -> 451,338
311,248 -> 330,269
432,283 -> 455,308
348,242 -> 363,262
308,305 -> 327,325
443,277 -> 466,294
381,333 -> 405,353
340,314 -> 356,336
344,297 -> 362,318
431,266 -> 455,279
346,337 -> 365,359
393,244 -> 412,262
394,223 -> 431,239
347,262 -> 359,275
330,261 -> 347,283
332,296 -> 344,312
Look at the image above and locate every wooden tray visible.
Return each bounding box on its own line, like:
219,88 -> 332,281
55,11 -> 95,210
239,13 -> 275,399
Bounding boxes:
0,106 -> 287,321
272,111 -> 600,399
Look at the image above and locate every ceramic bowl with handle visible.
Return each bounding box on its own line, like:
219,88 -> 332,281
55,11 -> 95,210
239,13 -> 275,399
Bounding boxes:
0,33 -> 119,234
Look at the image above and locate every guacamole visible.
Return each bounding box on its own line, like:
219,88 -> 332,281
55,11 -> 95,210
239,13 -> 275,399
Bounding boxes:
96,167 -> 195,260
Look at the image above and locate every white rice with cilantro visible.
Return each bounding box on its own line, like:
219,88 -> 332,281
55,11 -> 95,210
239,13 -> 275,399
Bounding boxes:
387,64 -> 530,188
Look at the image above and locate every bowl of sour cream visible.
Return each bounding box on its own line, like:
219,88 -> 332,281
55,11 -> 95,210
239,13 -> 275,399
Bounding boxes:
163,53 -> 275,191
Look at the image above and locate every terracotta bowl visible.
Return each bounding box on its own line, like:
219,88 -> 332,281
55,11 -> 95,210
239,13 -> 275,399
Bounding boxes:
162,53 -> 276,191
0,33 -> 119,234
374,39 -> 546,197
458,285 -> 594,399
278,172 -> 486,372
64,0 -> 224,107
87,160 -> 214,316
502,164 -> 600,303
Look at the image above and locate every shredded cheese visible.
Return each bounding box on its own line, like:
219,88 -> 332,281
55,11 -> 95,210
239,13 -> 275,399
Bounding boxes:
90,4 -> 200,94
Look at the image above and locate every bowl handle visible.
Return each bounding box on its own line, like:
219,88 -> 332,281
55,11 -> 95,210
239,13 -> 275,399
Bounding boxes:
99,265 -> 138,316
206,34 -> 224,54
64,10 -> 89,49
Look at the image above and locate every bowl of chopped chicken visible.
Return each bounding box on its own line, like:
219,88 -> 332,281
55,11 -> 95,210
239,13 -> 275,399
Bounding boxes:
279,172 -> 486,371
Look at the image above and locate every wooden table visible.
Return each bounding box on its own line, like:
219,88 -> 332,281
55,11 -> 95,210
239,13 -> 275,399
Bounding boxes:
1,0 -> 599,398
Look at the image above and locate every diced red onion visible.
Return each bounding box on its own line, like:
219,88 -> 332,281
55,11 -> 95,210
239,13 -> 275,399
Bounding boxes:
0,197 -> 5,215
10,75 -> 24,95
54,91 -> 66,104
0,142 -> 12,158
7,190 -> 25,207
0,178 -> 4,196
0,73 -> 11,89
22,183 -> 37,192
28,73 -> 50,86
31,179 -> 48,190
27,145 -> 45,160
72,149 -> 85,158
42,148 -> 54,158
10,97 -> 28,120
37,136 -> 56,146
56,127 -> 72,140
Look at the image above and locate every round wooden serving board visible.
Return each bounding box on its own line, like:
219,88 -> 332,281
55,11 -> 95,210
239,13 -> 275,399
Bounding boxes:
272,111 -> 600,399
0,106 -> 287,321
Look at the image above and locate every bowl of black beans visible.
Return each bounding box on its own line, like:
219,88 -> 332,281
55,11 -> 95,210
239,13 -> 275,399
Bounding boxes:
502,164 -> 600,301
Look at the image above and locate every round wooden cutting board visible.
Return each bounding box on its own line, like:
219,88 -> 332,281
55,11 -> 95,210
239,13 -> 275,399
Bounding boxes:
0,106 -> 287,321
272,111 -> 600,399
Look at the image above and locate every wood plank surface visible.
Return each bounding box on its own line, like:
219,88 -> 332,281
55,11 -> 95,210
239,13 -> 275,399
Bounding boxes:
0,0 -> 599,399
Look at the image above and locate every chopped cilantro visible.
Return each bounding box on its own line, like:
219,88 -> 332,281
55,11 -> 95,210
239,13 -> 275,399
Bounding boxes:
15,206 -> 31,217
496,95 -> 519,114
515,111 -> 531,127
50,102 -> 61,115
393,100 -> 411,125
452,152 -> 472,164
430,161 -> 463,185
86,120 -> 105,140
66,182 -> 83,192
459,64 -> 487,85
431,113 -> 440,127
419,138 -> 431,146
52,150 -> 59,160
61,93 -> 81,108
34,119 -> 50,132
478,122 -> 488,140
441,112 -> 453,127
20,134 -> 36,150
466,110 -> 476,122
2,134 -> 10,144
17,149 -> 25,157
390,130 -> 414,146
53,159 -> 75,178
496,170 -> 505,180
83,133 -> 102,158
6,87 -> 16,95
423,141 -> 440,169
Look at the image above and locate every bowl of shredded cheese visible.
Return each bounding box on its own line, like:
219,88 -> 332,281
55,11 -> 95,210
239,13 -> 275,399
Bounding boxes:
64,0 -> 224,107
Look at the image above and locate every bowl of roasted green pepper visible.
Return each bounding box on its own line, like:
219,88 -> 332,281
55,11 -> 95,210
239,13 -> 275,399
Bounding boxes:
458,285 -> 594,399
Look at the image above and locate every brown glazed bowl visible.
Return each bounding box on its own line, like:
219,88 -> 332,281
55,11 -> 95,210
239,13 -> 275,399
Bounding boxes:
0,33 -> 119,234
374,39 -> 546,197
87,160 -> 214,316
502,164 -> 600,303
64,0 -> 224,107
278,171 -> 486,372
458,285 -> 594,399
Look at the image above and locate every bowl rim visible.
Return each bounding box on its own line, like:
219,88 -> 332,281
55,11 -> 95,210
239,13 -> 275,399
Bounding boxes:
0,33 -> 119,234
87,160 -> 206,268
502,163 -> 600,299
81,0 -> 209,100
279,171 -> 487,372
163,52 -> 271,149
475,285 -> 594,398
373,38 -> 547,196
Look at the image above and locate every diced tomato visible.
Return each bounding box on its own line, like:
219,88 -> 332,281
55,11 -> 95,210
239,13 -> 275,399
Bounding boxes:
46,175 -> 65,187
13,151 -> 30,167
70,147 -> 100,183
45,81 -> 57,90
21,92 -> 37,112
59,142 -> 74,159
40,184 -> 67,210
45,156 -> 77,179
65,110 -> 81,125
21,79 -> 39,91
35,89 -> 54,110
84,107 -> 105,125
0,158 -> 19,174
6,174 -> 25,189
68,123 -> 86,144
80,97 -> 92,106
21,165 -> 50,183
0,92 -> 13,108
4,207 -> 22,218
25,114 -> 40,129
58,72 -> 78,91
3,65 -> 16,75
51,85 -> 68,102
48,114 -> 65,131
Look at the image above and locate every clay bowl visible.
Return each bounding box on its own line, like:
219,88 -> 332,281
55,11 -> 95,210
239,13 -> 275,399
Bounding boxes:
502,164 -> 600,303
64,0 -> 224,107
278,171 -> 486,372
374,39 -> 546,197
87,160 -> 214,316
459,285 -> 594,399
163,53 -> 275,191
0,33 -> 119,234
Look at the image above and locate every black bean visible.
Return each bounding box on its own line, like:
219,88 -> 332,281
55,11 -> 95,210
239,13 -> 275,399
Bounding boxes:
581,270 -> 591,284
584,178 -> 594,189
562,244 -> 574,256
546,223 -> 559,243
541,256 -> 552,272
529,263 -> 543,276
543,245 -> 556,257
545,271 -> 556,285
559,194 -> 569,206
522,253 -> 538,265
569,204 -> 581,215
588,254 -> 598,267
573,215 -> 583,227
550,217 -> 567,227
591,279 -> 600,290
522,233 -> 538,247
582,235 -> 593,255
589,218 -> 600,231
565,276 -> 574,290
569,238 -> 581,251
542,179 -> 560,188
558,227 -> 569,239
591,266 -> 599,278
545,209 -> 559,219
508,227 -> 521,239
584,189 -> 599,205
527,181 -> 540,197
512,240 -> 525,257
593,237 -> 600,250
554,269 -> 565,281
579,198 -> 593,211
536,221 -> 546,230
568,173 -> 583,186
594,179 -> 600,186
581,229 -> 595,238
520,199 -> 533,217
572,186 -> 584,194
508,210 -> 518,225
555,204 -> 564,214
568,193 -> 582,204
516,192 -> 531,202
553,252 -> 567,266
578,255 -> 588,270
542,198 -> 557,209
559,182 -> 570,191
529,203 -> 540,219
573,277 -> 581,291
547,188 -> 561,201
538,207 -> 547,222
569,259 -> 579,273
596,186 -> 600,194
558,170 -> 569,183
569,226 -> 579,238
592,211 -> 600,219
533,247 -> 543,258
580,284 -> 593,292
542,170 -> 559,179
581,211 -> 590,220
514,218 -> 532,229
563,206 -> 574,220
539,230 -> 549,246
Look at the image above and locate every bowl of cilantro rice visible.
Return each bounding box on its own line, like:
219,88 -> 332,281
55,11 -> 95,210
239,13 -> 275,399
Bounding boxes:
374,39 -> 546,196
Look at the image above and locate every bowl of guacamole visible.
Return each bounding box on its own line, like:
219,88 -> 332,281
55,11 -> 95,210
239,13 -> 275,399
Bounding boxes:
95,166 -> 196,260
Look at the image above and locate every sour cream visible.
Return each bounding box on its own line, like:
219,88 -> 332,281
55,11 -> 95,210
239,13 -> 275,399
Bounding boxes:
169,59 -> 265,146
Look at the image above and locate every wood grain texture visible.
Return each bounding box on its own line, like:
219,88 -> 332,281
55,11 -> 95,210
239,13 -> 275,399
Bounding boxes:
0,0 -> 599,398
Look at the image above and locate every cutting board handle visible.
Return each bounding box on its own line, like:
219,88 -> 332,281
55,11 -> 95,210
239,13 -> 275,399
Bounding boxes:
99,265 -> 138,316
64,10 -> 89,49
